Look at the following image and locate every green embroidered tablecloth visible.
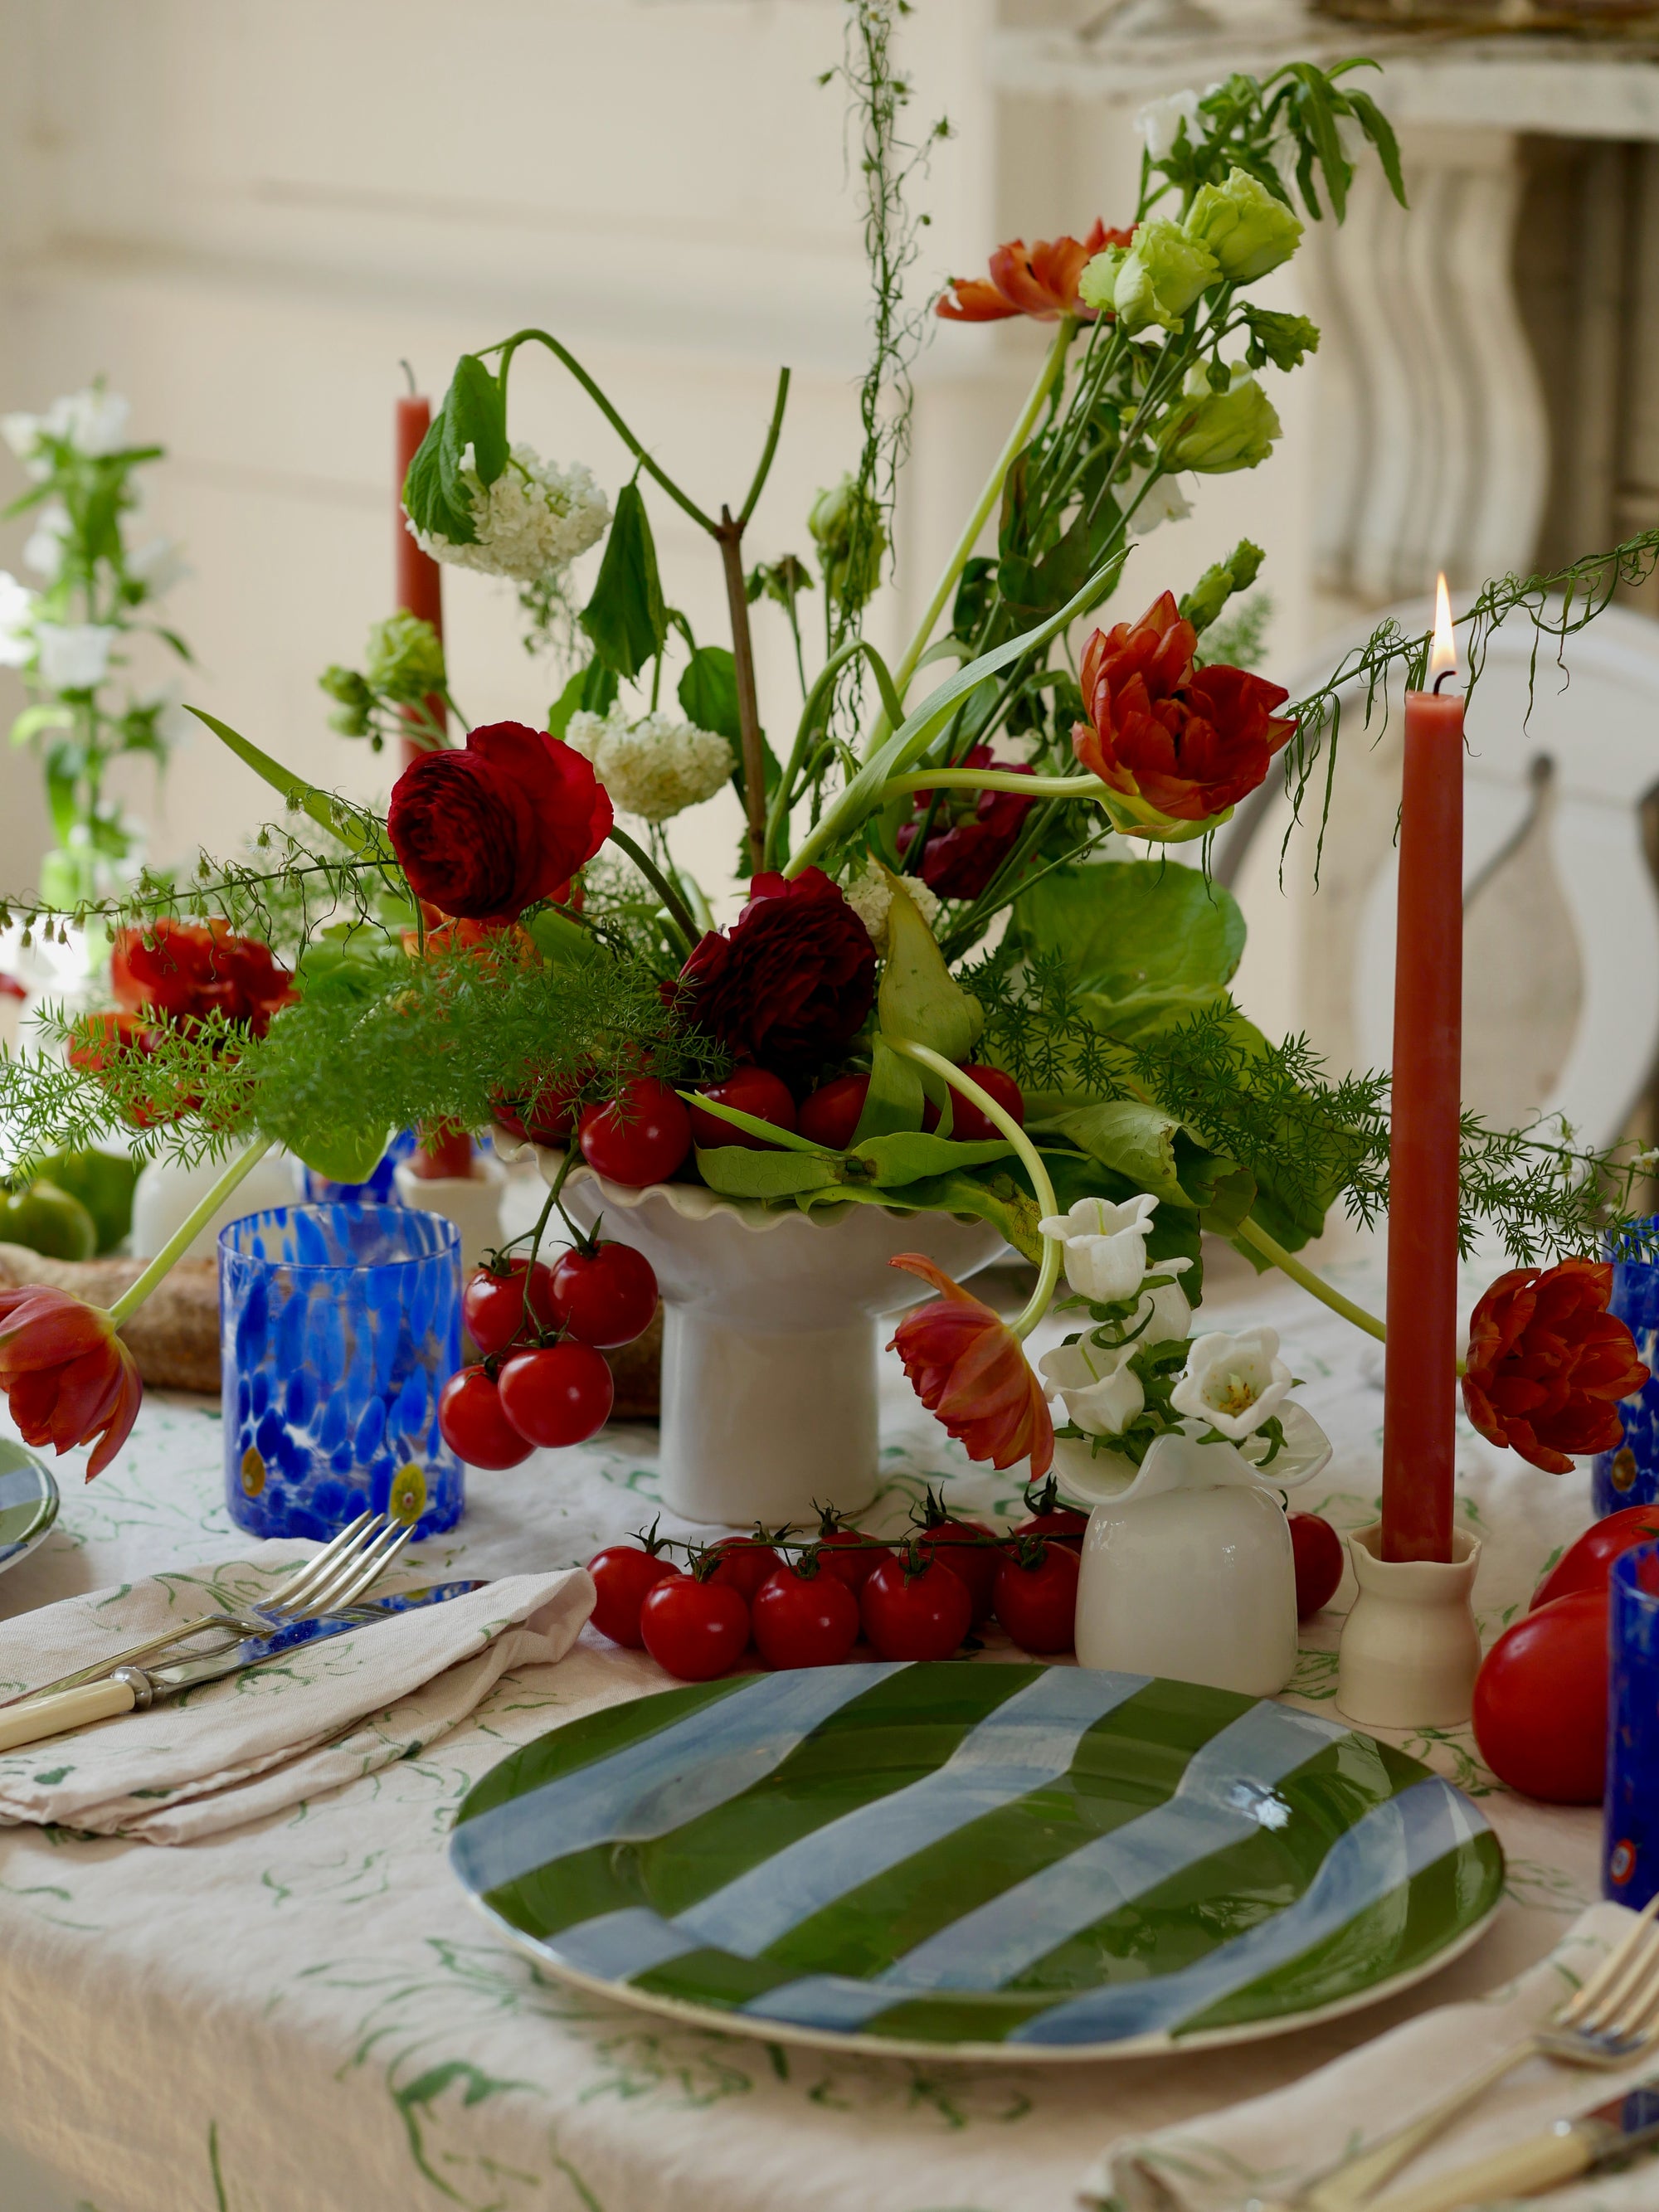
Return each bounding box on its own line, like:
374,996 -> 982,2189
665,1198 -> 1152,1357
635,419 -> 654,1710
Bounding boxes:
0,1266 -> 1608,2212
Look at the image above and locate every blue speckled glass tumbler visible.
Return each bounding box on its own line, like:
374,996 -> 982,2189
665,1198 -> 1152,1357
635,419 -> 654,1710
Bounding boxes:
220,1203 -> 463,1540
1593,1228 -> 1659,1515
1605,1544 -> 1659,1908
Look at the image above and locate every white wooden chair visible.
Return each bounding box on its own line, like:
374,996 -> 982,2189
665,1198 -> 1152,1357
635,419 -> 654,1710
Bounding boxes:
1214,594 -> 1659,1155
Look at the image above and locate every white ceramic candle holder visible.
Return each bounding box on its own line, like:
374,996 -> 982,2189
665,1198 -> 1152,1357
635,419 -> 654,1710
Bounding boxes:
1336,1519 -> 1482,1730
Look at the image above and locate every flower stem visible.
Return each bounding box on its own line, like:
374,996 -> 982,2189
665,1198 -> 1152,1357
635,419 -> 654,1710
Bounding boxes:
1233,1215 -> 1386,1343
108,1135 -> 275,1328
714,509 -> 769,873
606,826 -> 698,956
862,317 -> 1077,761
883,1037 -> 1060,1339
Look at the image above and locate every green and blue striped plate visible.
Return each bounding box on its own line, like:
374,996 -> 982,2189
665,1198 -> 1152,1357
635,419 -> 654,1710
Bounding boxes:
451,1662 -> 1503,2060
0,1443 -> 56,1581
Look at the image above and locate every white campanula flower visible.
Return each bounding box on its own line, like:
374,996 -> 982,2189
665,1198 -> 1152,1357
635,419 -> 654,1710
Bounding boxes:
1039,1334 -> 1145,1438
1136,88 -> 1202,163
47,387 -> 131,457
125,534 -> 187,598
844,863 -> 941,953
565,702 -> 731,824
1039,1192 -> 1170,1305
34,622 -> 117,692
22,502 -> 71,580
0,572 -> 36,667
1170,1326 -> 1292,1441
411,441 -> 610,583
1117,464 -> 1193,538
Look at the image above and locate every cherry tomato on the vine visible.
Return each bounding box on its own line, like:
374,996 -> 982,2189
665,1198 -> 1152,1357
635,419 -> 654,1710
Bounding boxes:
1288,1512 -> 1345,1617
1010,1475 -> 1087,1553
687,1065 -> 798,1151
912,1488 -> 1001,1623
587,1525 -> 681,1650
1472,1587 -> 1608,1803
548,1241 -> 659,1349
463,1256 -> 557,1357
640,1573 -> 750,1681
752,1558 -> 860,1669
922,1064 -> 1025,1144
492,1072 -> 583,1146
992,1540 -> 1078,1655
797,1073 -> 868,1151
860,1548 -> 972,1661
579,1077 -> 692,1188
438,1366 -> 534,1470
498,1340 -> 614,1448
810,1503 -> 891,1595
1531,1504 -> 1659,1611
706,1530 -> 785,1605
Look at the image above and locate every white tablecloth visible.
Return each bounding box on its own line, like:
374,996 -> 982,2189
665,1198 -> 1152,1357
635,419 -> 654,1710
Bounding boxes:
0,1263 -> 1612,2212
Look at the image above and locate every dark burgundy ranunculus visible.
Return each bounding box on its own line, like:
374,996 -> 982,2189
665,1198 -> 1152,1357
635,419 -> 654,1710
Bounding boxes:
676,868 -> 876,1080
387,721 -> 613,922
895,746 -> 1037,902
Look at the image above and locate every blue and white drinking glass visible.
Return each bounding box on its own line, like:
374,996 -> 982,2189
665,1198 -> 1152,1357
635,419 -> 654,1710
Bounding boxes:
1605,1541 -> 1659,1908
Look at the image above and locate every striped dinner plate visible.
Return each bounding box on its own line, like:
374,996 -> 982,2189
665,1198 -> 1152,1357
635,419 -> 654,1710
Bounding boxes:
450,1662 -> 1503,2060
0,1442 -> 56,1580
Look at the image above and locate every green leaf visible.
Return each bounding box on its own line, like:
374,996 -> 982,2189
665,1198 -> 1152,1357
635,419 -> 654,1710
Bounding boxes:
693,1146 -> 845,1200
402,416 -> 470,547
678,645 -> 742,744
521,906 -> 601,966
1342,87 -> 1406,208
852,1131 -> 1014,1185
9,705 -> 72,747
877,876 -> 983,1062
675,1089 -> 831,1155
850,1037 -> 925,1144
280,1110 -> 395,1188
187,707 -> 392,863
1009,860 -> 1244,1011
447,355 -> 508,489
547,661 -> 618,740
579,481 -> 667,679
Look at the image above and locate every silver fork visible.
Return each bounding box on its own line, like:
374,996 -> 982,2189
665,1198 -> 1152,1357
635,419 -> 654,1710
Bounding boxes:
1258,1893 -> 1659,2212
2,1510 -> 415,1705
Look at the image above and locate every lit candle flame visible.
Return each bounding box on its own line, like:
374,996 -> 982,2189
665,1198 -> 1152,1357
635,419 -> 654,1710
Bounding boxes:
1428,572 -> 1457,680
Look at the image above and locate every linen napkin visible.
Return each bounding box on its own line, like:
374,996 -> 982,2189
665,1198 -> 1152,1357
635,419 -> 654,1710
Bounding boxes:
0,1540 -> 593,1845
1084,1903 -> 1659,2212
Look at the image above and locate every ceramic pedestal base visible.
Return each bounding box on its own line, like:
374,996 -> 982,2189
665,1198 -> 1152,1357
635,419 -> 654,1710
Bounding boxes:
1336,1520 -> 1482,1729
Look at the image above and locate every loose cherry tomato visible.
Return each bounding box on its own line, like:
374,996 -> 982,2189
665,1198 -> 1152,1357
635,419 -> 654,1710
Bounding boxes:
498,1340 -> 615,1447
688,1065 -> 798,1151
579,1077 -> 692,1187
1289,1512 -> 1345,1617
752,1558 -> 860,1669
797,1073 -> 868,1151
922,1065 -> 1024,1144
548,1241 -> 659,1349
586,1524 -> 681,1649
1472,1587 -> 1608,1803
438,1366 -> 534,1470
1010,1475 -> 1087,1553
861,1548 -> 972,1661
463,1256 -> 557,1356
912,1487 -> 1001,1623
810,1502 -> 891,1594
1532,1505 -> 1659,1611
706,1529 -> 785,1604
992,1539 -> 1078,1655
640,1572 -> 751,1680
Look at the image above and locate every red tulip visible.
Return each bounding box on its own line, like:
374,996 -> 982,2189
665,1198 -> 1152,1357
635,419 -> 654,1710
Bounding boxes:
937,222 -> 1131,323
888,1255 -> 1053,1477
1462,1258 -> 1649,1475
112,918 -> 294,1039
1073,591 -> 1296,824
0,1286 -> 141,1480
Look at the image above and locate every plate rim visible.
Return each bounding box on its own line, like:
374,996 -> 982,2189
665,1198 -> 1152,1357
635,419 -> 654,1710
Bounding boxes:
0,1447 -> 58,1577
451,1665 -> 1507,2063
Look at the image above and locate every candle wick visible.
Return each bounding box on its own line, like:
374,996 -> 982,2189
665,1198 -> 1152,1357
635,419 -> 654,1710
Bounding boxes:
1432,668 -> 1461,696
399,358 -> 418,396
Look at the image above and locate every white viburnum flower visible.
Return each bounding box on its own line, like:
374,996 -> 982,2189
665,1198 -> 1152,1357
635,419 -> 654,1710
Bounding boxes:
567,701 -> 731,824
1039,1334 -> 1145,1439
1038,1192 -> 1165,1305
34,622 -> 117,692
125,534 -> 187,597
410,442 -> 610,583
844,863 -> 941,953
22,502 -> 71,581
1136,88 -> 1202,162
0,572 -> 37,668
1170,1326 -> 1293,1441
46,386 -> 131,456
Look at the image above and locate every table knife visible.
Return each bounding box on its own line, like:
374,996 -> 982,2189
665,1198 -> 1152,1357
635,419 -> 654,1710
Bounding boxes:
1370,2078 -> 1659,2212
0,1579 -> 485,1753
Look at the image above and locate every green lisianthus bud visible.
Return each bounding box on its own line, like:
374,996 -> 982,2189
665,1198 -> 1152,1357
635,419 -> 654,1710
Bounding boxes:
1178,538 -> 1267,634
1162,368 -> 1282,474
319,664 -> 373,737
362,610 -> 446,702
1184,168 -> 1303,284
1089,219 -> 1218,336
808,474 -> 886,615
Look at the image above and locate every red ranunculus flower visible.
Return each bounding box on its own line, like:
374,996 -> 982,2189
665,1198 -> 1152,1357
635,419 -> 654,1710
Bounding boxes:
895,746 -> 1037,902
1462,1259 -> 1649,1475
0,1286 -> 141,1480
387,721 -> 612,923
937,222 -> 1131,323
112,918 -> 294,1039
1073,591 -> 1297,823
676,868 -> 876,1081
888,1256 -> 1053,1475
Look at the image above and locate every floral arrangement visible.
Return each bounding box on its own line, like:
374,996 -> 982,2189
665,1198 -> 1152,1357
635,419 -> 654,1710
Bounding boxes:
0,385 -> 190,907
0,41 -> 1654,1492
